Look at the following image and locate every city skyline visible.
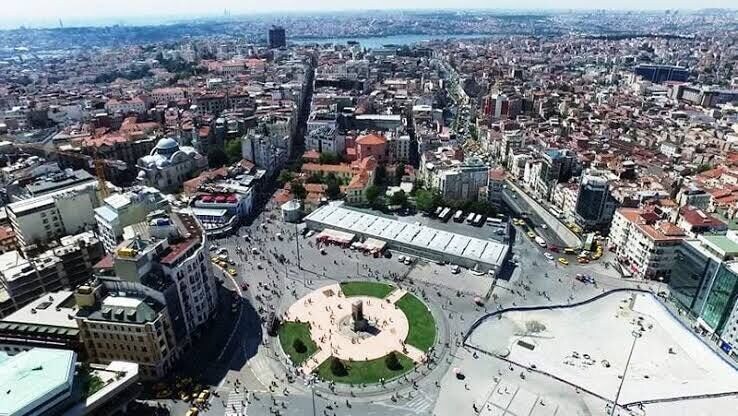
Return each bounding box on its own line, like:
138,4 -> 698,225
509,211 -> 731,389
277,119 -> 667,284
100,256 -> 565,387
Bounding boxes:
2,1 -> 737,28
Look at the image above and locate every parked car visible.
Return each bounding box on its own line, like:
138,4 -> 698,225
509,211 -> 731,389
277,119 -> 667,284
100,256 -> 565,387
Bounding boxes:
544,252 -> 554,260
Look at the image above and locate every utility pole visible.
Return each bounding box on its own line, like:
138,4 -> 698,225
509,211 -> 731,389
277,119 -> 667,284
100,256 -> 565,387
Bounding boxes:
610,331 -> 641,416
294,222 -> 302,270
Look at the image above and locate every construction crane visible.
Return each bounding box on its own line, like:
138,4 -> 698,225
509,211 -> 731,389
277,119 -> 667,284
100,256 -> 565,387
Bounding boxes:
94,154 -> 109,199
91,128 -> 110,200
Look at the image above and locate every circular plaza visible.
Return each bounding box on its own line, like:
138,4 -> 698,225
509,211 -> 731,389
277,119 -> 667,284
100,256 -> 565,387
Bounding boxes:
278,281 -> 437,384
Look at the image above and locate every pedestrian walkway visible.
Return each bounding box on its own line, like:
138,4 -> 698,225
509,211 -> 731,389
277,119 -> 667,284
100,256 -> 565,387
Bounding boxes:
287,283 -> 427,374
385,288 -> 408,304
224,390 -> 249,416
300,348 -> 331,374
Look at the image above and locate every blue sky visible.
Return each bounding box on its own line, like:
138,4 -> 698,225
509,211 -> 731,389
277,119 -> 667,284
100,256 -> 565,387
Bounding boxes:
3,0 -> 736,24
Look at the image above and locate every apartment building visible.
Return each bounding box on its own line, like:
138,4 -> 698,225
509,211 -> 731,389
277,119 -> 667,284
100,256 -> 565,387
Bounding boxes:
6,183 -> 100,250
94,187 -> 169,252
610,207 -> 685,279
0,231 -> 103,318
83,210 -> 218,378
74,283 -> 178,379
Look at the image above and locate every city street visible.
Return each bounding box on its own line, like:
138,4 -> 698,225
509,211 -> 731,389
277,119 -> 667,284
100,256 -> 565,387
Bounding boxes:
149,194 -> 664,416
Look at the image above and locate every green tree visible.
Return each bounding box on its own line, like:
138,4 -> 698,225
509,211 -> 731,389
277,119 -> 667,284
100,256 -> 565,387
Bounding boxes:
291,181 -> 307,200
224,139 -> 242,164
394,162 -> 406,185
293,338 -> 307,354
389,190 -> 408,207
318,151 -> 341,165
365,185 -> 380,205
385,352 -> 403,371
277,169 -> 294,185
696,163 -> 713,173
306,172 -> 324,184
325,173 -> 341,199
207,148 -> 228,168
415,190 -> 433,212
374,163 -> 387,185
329,357 -> 348,377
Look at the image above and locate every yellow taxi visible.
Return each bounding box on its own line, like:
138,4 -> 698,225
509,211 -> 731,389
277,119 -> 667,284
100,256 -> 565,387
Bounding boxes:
526,231 -> 536,239
227,268 -> 238,277
558,258 -> 569,265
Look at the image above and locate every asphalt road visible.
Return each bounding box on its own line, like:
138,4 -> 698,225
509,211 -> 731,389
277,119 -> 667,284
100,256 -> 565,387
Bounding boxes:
139,196 -> 662,416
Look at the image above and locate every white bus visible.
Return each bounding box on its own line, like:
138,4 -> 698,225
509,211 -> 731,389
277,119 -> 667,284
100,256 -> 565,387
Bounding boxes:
453,210 -> 464,222
549,207 -> 564,219
465,212 -> 476,223
473,214 -> 484,225
439,207 -> 453,221
487,217 -> 503,226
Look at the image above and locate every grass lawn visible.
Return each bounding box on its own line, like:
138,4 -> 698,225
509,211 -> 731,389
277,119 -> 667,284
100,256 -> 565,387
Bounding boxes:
278,321 -> 319,365
314,353 -> 414,384
340,281 -> 395,298
395,293 -> 436,351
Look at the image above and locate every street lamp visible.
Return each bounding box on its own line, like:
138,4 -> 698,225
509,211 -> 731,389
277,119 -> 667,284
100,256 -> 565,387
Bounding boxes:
305,375 -> 318,416
609,330 -> 642,416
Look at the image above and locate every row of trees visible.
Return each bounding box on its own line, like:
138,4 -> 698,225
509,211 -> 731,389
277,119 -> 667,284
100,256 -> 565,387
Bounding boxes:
206,138 -> 243,168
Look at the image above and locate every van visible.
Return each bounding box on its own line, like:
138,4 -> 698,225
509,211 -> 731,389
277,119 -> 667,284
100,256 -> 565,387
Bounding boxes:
563,248 -> 576,255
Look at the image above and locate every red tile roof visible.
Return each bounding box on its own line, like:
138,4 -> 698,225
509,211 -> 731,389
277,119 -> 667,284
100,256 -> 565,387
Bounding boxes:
356,133 -> 387,146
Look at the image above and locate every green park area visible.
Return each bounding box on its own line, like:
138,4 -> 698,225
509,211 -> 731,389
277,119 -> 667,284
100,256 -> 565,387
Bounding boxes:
314,352 -> 414,384
395,293 -> 437,351
279,321 -> 318,365
340,281 -> 395,298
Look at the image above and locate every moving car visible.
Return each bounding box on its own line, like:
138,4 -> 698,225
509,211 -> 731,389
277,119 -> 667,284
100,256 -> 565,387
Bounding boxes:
450,264 -> 461,274
527,231 -> 536,239
227,268 -> 238,277
544,252 -> 554,261
558,258 -> 569,265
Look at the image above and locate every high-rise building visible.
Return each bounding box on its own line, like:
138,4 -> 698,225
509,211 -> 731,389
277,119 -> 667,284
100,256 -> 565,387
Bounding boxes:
574,169 -> 617,231
268,26 -> 287,49
633,64 -> 689,83
669,233 -> 738,361
75,210 -> 219,379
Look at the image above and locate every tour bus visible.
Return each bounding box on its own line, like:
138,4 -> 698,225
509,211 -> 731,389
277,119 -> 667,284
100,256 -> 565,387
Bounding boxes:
487,217 -> 503,226
473,214 -> 484,225
435,206 -> 443,217
465,212 -> 476,223
550,207 -> 563,219
439,207 -> 453,221
453,210 -> 464,222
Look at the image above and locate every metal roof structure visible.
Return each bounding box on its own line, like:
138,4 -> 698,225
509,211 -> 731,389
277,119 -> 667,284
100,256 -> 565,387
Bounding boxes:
306,203 -> 508,271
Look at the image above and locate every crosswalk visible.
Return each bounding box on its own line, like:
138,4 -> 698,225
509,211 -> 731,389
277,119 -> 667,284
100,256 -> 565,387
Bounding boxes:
247,351 -> 275,386
404,394 -> 433,414
224,390 -> 249,416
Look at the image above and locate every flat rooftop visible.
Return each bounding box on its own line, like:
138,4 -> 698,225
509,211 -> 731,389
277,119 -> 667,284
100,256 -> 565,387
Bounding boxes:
0,348 -> 76,416
306,204 -> 508,268
1,290 -> 78,329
